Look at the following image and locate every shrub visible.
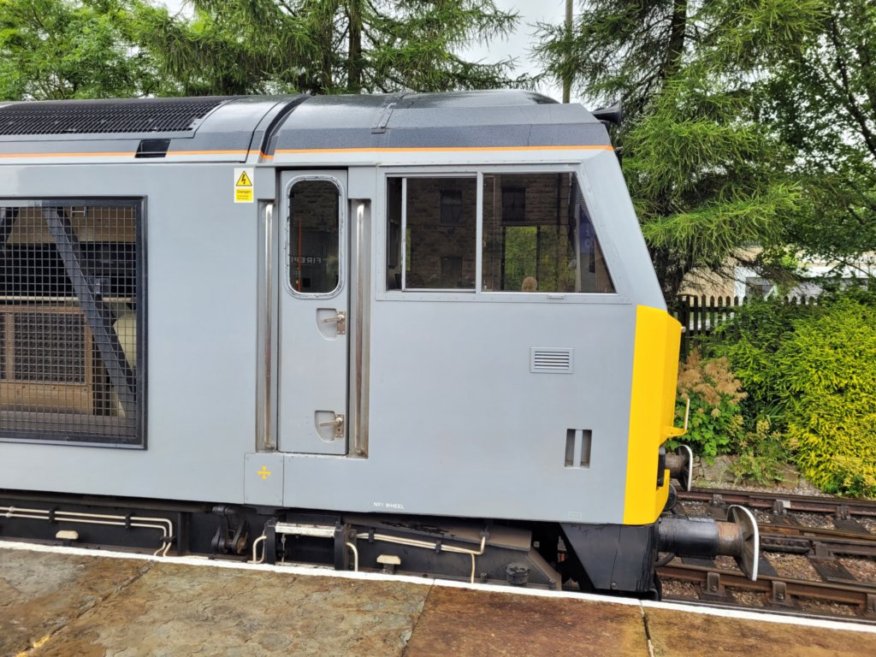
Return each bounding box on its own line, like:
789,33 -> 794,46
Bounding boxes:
705,298 -> 822,427
777,300 -> 876,497
729,418 -> 789,486
674,349 -> 746,458
707,293 -> 876,497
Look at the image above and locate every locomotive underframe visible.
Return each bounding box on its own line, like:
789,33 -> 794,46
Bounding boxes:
0,486 -> 755,595
0,489 -> 650,593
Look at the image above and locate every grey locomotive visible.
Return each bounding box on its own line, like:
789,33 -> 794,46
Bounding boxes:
0,92 -> 757,593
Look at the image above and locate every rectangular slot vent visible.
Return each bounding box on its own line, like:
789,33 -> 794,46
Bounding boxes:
135,139 -> 171,158
530,348 -> 573,374
564,429 -> 592,468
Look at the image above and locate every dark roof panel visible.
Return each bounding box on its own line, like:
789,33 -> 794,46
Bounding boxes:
397,90 -> 558,109
0,97 -> 232,136
267,90 -> 608,153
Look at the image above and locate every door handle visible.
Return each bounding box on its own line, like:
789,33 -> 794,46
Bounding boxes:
320,310 -> 347,335
318,413 -> 345,438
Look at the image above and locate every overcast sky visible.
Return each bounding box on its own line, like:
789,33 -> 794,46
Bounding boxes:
161,1 -> 570,101
461,0 -> 567,100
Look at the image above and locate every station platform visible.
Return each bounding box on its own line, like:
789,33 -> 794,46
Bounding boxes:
2,541 -> 874,657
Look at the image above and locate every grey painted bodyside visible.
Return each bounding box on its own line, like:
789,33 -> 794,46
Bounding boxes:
0,163 -> 259,502
0,92 -> 664,525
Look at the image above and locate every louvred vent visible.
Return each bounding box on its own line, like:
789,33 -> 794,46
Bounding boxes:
530,348 -> 574,373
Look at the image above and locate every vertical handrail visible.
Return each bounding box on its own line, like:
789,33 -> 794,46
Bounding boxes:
257,202 -> 276,451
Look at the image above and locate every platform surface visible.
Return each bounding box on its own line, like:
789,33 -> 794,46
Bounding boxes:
2,543 -> 874,657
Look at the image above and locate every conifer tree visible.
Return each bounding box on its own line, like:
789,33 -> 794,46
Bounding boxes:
535,1 -> 874,302
130,0 -> 522,95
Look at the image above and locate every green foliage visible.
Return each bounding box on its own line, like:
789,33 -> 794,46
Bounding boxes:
673,349 -> 746,458
761,0 -> 876,272
129,0 -> 523,95
729,418 -> 789,486
708,293 -> 876,497
778,300 -> 876,496
534,2 -> 813,302
0,0 -> 161,99
534,1 -> 689,122
706,298 -> 823,422
535,1 -> 875,302
0,0 -> 527,99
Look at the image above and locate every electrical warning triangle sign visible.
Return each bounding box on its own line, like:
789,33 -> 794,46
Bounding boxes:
233,167 -> 255,203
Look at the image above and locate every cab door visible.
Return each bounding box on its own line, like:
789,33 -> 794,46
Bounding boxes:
278,171 -> 348,454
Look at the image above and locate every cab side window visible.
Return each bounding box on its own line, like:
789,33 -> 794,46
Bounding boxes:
386,172 -> 614,294
482,173 -> 613,293
386,176 -> 477,290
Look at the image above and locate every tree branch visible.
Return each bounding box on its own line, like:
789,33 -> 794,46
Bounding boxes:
827,17 -> 876,159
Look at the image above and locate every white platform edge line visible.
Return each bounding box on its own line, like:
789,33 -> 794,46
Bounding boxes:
640,598 -> 876,634
2,540 -> 874,634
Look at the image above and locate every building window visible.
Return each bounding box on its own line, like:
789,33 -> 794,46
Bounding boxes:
440,190 -> 463,225
501,187 -> 526,223
745,277 -> 774,299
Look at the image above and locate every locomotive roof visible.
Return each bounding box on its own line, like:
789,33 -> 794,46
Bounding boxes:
0,91 -> 610,162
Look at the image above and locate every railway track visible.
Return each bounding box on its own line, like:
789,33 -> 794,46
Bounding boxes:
659,488 -> 876,621
678,487 -> 876,520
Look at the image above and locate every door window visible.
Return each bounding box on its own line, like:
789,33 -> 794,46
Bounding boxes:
288,179 -> 341,294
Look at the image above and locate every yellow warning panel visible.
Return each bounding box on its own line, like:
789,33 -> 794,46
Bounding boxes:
234,167 -> 254,203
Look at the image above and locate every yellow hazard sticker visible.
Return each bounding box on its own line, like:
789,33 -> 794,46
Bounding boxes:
257,465 -> 271,480
234,167 -> 254,203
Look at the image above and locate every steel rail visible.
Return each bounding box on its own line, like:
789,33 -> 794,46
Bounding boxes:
658,563 -> 876,618
759,525 -> 876,556
760,533 -> 876,559
679,488 -> 876,518
761,525 -> 876,541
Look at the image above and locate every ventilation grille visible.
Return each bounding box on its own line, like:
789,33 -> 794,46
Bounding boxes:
0,202 -> 142,446
0,97 -> 230,135
530,348 -> 574,373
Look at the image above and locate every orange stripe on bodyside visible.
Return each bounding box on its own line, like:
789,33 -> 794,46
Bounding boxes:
272,144 -> 613,155
0,144 -> 610,160
0,151 -> 134,159
0,149 -> 251,160
167,150 -> 249,157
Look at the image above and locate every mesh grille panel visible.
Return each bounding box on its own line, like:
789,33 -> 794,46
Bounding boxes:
0,97 -> 229,135
0,202 -> 142,444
